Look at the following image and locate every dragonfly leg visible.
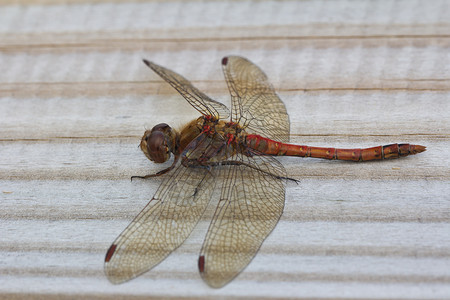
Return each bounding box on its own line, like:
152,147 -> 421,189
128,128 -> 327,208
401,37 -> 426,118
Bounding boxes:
220,160 -> 299,184
131,155 -> 180,181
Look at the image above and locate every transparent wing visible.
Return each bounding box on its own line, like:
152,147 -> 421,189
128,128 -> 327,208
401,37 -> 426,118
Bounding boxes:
104,163 -> 216,284
199,154 -> 286,288
144,59 -> 230,119
222,56 -> 290,142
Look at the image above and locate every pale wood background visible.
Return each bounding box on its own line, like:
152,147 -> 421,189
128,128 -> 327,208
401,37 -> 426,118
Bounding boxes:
1,0 -> 449,299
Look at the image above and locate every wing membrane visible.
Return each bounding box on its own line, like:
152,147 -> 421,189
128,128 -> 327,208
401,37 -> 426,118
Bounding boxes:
105,163 -> 216,284
144,59 -> 230,119
222,56 -> 290,142
199,154 -> 286,288
107,57 -> 290,287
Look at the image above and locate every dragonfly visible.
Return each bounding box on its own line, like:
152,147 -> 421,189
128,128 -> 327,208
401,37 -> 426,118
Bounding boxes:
104,56 -> 426,288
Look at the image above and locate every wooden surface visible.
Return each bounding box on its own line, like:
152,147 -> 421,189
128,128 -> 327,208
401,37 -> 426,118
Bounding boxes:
1,0 -> 449,299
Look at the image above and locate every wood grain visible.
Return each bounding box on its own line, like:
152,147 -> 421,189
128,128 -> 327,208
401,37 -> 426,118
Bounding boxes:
1,0 -> 449,299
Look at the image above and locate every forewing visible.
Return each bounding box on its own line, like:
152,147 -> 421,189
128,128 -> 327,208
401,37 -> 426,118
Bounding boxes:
144,59 -> 230,119
105,163 -> 216,284
222,56 -> 290,142
199,154 -> 286,288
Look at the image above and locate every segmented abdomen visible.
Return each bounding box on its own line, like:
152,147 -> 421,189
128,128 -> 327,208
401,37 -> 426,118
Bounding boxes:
245,135 -> 426,161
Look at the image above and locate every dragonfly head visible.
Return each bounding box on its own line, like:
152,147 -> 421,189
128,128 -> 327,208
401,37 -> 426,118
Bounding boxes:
140,123 -> 177,163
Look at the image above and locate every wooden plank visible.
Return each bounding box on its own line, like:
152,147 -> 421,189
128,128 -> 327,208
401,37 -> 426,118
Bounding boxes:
1,0 -> 449,299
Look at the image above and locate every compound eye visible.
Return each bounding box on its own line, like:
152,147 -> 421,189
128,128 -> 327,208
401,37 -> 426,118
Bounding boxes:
152,123 -> 170,131
147,131 -> 169,163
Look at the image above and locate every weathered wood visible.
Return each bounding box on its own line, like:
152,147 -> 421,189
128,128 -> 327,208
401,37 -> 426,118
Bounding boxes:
1,0 -> 449,299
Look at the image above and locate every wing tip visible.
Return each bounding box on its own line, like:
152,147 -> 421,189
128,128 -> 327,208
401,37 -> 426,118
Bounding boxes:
222,57 -> 228,66
142,59 -> 151,67
198,255 -> 205,273
105,244 -> 117,262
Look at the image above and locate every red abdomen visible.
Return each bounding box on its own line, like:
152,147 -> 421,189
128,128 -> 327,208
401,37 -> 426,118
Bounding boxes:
245,135 -> 426,161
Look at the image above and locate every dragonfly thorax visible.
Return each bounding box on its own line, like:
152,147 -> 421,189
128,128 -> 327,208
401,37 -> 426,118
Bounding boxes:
140,123 -> 178,163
